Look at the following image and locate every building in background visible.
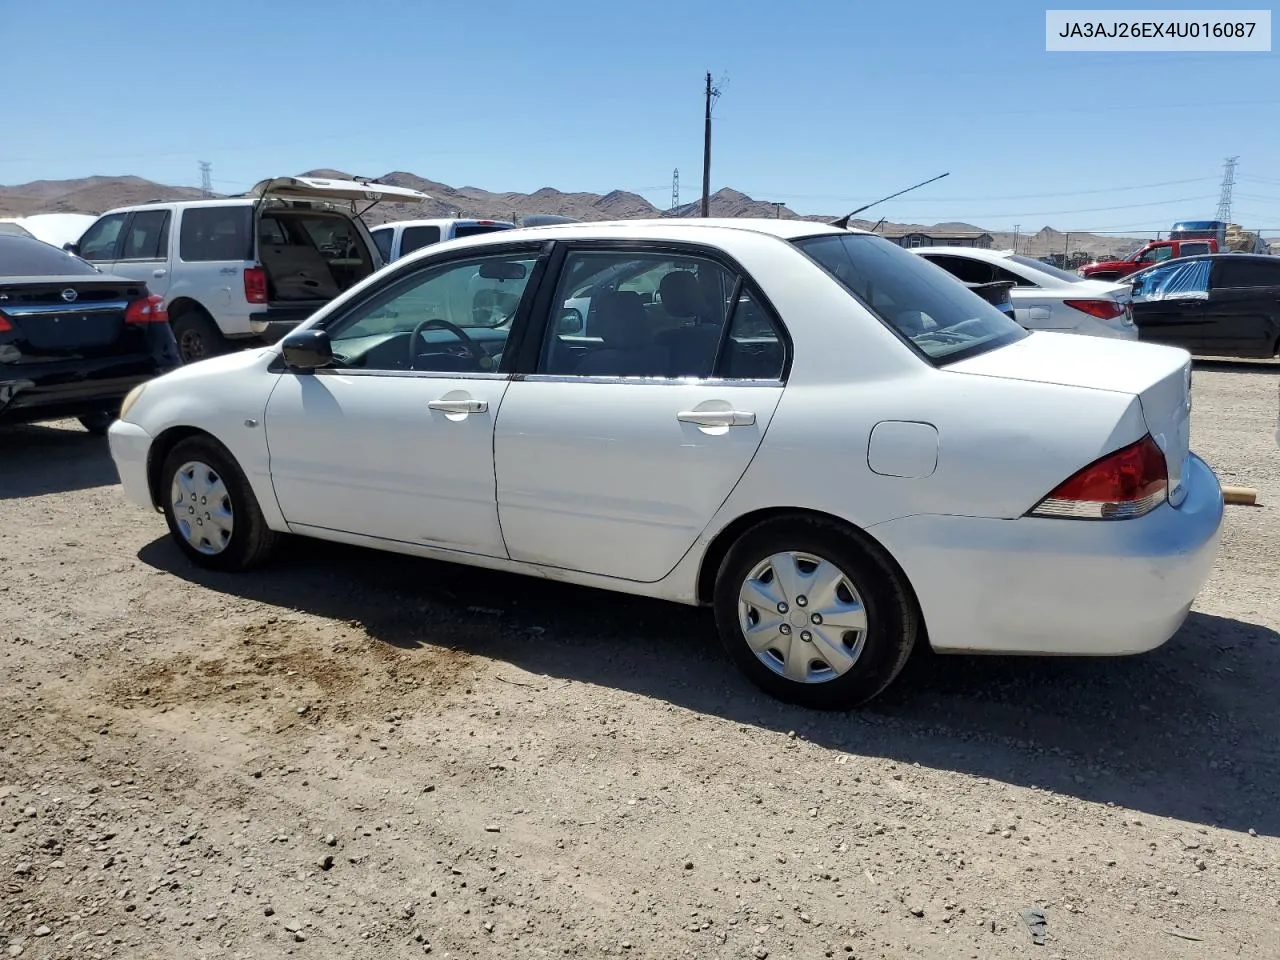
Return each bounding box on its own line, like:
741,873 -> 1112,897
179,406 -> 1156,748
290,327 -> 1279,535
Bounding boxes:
881,228 -> 993,249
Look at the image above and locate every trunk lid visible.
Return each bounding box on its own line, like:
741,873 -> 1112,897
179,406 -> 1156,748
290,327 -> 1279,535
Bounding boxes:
0,276 -> 148,357
248,176 -> 431,206
948,332 -> 1193,507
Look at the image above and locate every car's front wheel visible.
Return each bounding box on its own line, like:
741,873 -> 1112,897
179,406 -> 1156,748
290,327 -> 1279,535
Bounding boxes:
159,435 -> 279,571
713,516 -> 919,709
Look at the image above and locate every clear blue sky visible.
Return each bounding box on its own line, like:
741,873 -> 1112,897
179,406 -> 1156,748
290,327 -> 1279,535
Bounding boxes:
4,0 -> 1280,235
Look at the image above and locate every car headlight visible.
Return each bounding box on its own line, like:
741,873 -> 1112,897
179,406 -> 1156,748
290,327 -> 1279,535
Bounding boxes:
119,382 -> 147,422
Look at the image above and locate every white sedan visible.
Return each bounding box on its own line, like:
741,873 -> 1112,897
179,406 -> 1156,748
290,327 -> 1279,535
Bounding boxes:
107,218 -> 1224,709
911,246 -> 1138,339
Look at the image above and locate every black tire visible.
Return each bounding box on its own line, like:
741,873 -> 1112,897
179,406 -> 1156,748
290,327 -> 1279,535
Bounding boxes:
78,409 -> 116,436
170,306 -> 230,364
713,515 -> 919,710
159,435 -> 279,572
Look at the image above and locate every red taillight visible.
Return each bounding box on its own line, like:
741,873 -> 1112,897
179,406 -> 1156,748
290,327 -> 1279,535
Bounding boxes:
1063,298 -> 1126,321
124,294 -> 168,324
244,266 -> 268,304
0,312 -> 12,333
1029,434 -> 1168,520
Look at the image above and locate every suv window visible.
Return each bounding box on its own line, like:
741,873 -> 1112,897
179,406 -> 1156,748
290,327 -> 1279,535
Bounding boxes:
795,232 -> 1027,363
1179,241 -> 1213,258
1215,258 -> 1280,288
179,206 -> 253,262
371,228 -> 394,262
120,210 -> 171,260
538,249 -> 777,379
77,213 -> 127,261
400,225 -> 441,256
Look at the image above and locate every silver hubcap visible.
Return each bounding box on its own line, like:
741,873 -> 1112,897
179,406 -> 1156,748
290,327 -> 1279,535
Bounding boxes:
170,460 -> 234,555
738,551 -> 868,684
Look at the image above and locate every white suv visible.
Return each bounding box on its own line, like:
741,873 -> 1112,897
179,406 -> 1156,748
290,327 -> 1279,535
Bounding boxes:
370,218 -> 516,262
67,176 -> 429,363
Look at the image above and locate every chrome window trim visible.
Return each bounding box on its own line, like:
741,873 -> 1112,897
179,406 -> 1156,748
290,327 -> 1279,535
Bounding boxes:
310,367 -> 509,382
515,373 -> 785,388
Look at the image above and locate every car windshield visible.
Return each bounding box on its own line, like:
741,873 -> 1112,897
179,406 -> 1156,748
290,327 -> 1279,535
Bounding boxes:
793,232 -> 1027,363
1007,254 -> 1084,284
0,234 -> 101,277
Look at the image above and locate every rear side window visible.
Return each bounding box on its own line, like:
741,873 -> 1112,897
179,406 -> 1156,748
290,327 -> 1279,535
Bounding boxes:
400,225 -> 441,255
1215,258 -> 1280,288
120,210 -> 171,260
0,234 -> 101,277
918,254 -> 996,285
179,206 -> 253,262
794,232 -> 1027,364
371,228 -> 393,261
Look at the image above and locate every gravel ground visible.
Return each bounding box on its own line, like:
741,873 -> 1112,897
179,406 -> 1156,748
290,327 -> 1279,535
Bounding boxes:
1,361 -> 1277,960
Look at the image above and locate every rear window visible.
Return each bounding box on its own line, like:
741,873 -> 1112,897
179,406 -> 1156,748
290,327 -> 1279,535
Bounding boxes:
794,232 -> 1027,363
453,224 -> 512,239
0,234 -> 100,277
179,206 -> 253,262
1007,254 -> 1084,284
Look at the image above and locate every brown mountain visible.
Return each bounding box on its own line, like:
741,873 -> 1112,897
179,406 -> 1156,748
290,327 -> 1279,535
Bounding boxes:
0,170 -> 1140,258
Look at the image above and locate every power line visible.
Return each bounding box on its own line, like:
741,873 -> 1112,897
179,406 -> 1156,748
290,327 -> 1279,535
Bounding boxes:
733,176 -> 1220,205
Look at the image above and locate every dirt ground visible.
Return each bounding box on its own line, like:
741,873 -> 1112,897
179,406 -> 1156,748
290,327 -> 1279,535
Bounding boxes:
1,361 -> 1278,960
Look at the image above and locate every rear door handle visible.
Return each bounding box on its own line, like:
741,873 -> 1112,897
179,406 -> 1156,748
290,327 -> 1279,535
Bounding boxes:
428,399 -> 487,414
677,409 -> 755,427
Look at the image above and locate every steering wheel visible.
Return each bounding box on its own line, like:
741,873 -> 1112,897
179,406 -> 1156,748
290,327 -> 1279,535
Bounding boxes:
408,318 -> 490,370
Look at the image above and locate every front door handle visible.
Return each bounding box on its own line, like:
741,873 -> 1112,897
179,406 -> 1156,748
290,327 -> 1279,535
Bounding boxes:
428,398 -> 487,414
677,409 -> 755,427
152,268 -> 167,278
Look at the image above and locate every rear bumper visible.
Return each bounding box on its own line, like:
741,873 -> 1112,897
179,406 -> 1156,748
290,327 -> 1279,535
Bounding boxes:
869,453 -> 1224,655
0,368 -> 156,425
249,304 -> 322,342
107,418 -> 156,509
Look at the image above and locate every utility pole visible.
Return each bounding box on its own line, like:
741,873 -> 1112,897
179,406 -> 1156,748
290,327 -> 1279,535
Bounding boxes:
199,161 -> 212,198
1216,156 -> 1239,223
1013,224 -> 1020,254
701,72 -> 721,217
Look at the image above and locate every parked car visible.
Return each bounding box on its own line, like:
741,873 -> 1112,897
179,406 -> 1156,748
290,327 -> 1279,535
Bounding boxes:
911,246 -> 1137,339
1125,253 -> 1280,358
0,233 -> 179,434
370,218 -> 516,262
106,219 -> 1223,710
1078,238 -> 1220,281
66,176 -> 430,364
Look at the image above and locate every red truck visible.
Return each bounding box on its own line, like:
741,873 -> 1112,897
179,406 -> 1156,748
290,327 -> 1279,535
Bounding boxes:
1078,238 -> 1220,281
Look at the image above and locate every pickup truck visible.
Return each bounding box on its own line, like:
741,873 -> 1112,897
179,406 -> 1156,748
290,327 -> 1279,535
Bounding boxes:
1078,238 -> 1220,281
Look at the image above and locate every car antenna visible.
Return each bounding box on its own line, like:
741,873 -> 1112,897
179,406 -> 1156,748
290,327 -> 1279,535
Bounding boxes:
870,216 -> 887,233
829,172 -> 950,229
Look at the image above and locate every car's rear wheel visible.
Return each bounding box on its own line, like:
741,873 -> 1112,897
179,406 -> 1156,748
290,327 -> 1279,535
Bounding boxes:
171,306 -> 230,364
713,516 -> 919,709
159,435 -> 278,571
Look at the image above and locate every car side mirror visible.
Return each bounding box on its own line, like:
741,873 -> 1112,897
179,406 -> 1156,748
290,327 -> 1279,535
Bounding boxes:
281,329 -> 333,370
557,307 -> 583,334
63,242 -> 80,255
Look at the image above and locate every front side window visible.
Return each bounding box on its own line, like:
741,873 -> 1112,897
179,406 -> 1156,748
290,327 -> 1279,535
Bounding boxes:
120,210 -> 170,260
78,213 -> 127,261
538,249 -> 765,379
1136,245 -> 1174,265
325,252 -> 538,373
794,232 -> 1027,363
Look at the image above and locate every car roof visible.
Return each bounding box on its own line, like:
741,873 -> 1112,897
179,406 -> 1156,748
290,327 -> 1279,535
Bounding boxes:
376,218 -> 516,229
415,217 -> 856,247
909,246 -> 1017,262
